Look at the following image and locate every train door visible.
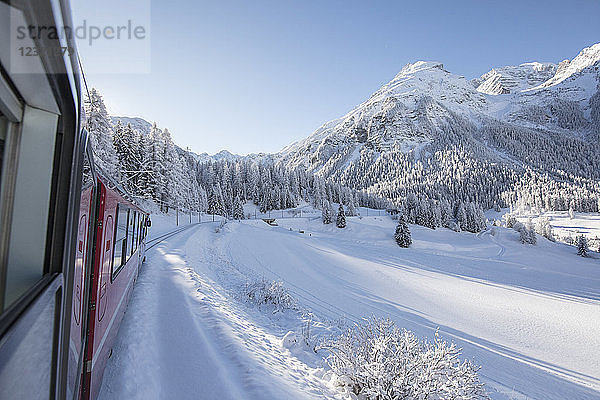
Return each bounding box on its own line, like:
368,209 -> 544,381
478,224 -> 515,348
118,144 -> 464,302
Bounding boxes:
97,211 -> 113,322
66,142 -> 98,400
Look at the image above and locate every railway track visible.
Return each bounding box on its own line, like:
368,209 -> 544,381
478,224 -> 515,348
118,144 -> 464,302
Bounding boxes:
146,223 -> 200,250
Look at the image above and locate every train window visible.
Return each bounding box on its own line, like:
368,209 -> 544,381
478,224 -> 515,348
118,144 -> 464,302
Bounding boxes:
139,215 -> 144,243
134,212 -> 138,251
3,107 -> 58,308
136,213 -> 141,247
112,205 -> 129,278
128,210 -> 135,257
131,212 -> 136,253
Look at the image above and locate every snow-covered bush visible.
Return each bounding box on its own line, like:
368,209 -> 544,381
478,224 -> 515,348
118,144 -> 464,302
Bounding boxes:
576,235 -> 589,257
535,217 -> 554,241
512,220 -> 524,232
320,317 -> 488,400
300,316 -> 319,352
244,279 -> 296,312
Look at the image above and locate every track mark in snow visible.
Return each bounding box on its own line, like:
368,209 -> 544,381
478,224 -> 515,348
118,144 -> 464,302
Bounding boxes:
213,217 -> 600,400
100,223 -> 341,400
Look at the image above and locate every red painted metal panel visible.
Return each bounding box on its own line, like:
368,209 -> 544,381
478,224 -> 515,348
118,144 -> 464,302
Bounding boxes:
79,177 -> 148,400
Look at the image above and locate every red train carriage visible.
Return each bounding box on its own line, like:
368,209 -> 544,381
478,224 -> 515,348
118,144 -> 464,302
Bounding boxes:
0,1 -> 149,399
72,162 -> 149,400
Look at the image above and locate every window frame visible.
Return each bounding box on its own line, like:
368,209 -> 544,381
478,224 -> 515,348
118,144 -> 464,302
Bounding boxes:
111,204 -> 129,281
127,210 -> 135,257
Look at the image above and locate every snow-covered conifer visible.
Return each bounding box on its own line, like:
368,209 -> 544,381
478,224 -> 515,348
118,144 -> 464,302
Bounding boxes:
336,204 -> 346,228
232,195 -> 245,220
83,88 -> 118,176
576,235 -> 589,257
322,201 -> 333,224
519,223 -> 537,245
455,201 -> 467,232
208,184 -> 226,216
394,216 -> 412,248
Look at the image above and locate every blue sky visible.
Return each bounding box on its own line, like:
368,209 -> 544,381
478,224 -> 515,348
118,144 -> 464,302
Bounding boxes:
72,0 -> 600,155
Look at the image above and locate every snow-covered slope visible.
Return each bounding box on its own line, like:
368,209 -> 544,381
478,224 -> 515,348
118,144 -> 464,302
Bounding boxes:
111,116 -> 152,136
99,215 -> 600,400
473,63 -> 556,95
279,60 -> 489,171
534,43 -> 600,90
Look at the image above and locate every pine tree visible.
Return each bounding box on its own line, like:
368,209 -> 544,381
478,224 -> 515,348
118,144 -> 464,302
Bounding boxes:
346,201 -> 357,217
404,193 -> 418,224
519,224 -> 537,245
576,235 -> 588,257
208,184 -> 225,216
322,201 -> 333,224
336,204 -> 346,228
112,121 -> 130,185
395,216 -> 412,248
455,201 -> 467,232
232,195 -> 245,220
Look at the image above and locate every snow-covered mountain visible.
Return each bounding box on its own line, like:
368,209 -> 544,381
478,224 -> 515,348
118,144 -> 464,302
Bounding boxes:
277,43 -> 600,210
191,149 -> 273,164
107,43 -> 600,212
111,116 -> 272,164
473,62 -> 556,95
111,116 -> 152,136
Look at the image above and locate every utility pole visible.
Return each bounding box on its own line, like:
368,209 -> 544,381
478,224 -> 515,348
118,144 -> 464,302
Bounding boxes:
176,208 -> 179,226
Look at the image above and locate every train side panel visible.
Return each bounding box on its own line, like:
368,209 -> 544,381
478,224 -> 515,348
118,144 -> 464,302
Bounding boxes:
83,181 -> 147,400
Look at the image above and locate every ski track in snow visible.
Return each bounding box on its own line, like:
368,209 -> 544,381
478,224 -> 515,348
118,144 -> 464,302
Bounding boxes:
99,216 -> 600,400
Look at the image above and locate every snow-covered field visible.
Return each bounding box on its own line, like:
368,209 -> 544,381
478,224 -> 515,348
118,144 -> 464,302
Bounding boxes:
513,211 -> 600,248
99,214 -> 600,400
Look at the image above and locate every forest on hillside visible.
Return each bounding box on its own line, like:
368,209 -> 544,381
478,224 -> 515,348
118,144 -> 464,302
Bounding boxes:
83,89 -> 389,218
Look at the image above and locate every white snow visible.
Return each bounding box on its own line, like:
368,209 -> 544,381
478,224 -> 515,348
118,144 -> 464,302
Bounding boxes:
99,214 -> 600,400
513,210 -> 600,248
533,43 -> 600,90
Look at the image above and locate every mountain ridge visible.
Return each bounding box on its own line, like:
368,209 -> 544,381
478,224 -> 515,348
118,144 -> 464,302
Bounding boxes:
275,42 -> 600,211
112,42 -> 600,213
